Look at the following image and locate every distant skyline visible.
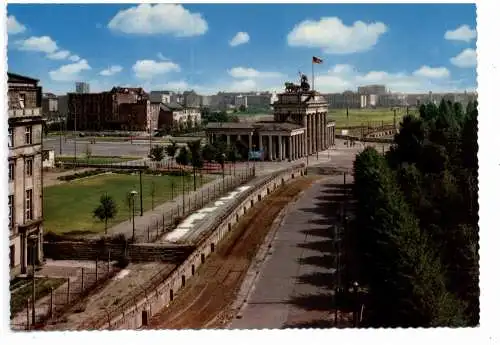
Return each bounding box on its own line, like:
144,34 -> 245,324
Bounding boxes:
7,3 -> 477,95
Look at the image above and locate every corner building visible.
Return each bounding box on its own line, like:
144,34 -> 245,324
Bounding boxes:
205,84 -> 335,161
8,73 -> 44,276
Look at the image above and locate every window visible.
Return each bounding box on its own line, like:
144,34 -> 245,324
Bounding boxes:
19,93 -> 25,109
25,126 -> 32,145
25,189 -> 33,221
8,162 -> 14,181
8,195 -> 14,228
8,128 -> 13,147
26,158 -> 33,177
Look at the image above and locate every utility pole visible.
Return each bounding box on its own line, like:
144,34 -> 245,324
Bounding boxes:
393,108 -> 397,131
73,99 -> 77,169
139,170 -> 143,216
59,111 -> 63,155
182,170 -> 185,215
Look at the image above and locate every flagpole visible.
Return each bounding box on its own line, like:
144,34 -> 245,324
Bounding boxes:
312,59 -> 315,91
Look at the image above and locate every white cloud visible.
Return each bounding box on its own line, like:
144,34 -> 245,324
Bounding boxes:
228,79 -> 257,92
315,64 -> 470,93
47,50 -> 71,60
16,36 -> 58,54
412,66 -> 450,79
99,65 -> 123,76
450,48 -> 477,68
444,25 -> 477,43
287,17 -> 387,54
49,59 -> 91,82
7,15 -> 26,35
132,59 -> 181,79
108,4 -> 208,37
69,55 -> 81,62
229,32 -> 250,47
228,67 -> 283,79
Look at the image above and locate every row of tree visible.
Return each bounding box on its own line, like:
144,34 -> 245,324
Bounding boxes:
352,100 -> 479,327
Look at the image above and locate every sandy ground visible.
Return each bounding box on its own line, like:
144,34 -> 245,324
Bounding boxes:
145,177 -> 317,329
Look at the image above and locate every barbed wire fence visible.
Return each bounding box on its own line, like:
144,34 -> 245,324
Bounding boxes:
11,260 -> 119,331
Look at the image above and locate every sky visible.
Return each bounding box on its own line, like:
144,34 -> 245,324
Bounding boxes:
6,3 -> 477,96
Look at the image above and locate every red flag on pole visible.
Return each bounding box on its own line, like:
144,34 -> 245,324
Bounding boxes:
312,56 -> 323,64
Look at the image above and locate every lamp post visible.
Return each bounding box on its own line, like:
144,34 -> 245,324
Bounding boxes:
221,153 -> 226,190
252,144 -> 256,175
129,190 -> 137,241
182,169 -> 185,215
58,111 -> 63,155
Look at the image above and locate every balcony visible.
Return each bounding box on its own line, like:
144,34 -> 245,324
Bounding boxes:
8,108 -> 41,118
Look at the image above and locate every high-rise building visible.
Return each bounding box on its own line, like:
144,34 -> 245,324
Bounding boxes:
75,81 -> 90,94
7,72 -> 45,276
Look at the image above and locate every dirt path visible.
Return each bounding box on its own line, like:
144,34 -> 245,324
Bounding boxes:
146,177 -> 318,329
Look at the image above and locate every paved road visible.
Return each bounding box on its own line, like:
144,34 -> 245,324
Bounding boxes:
44,138 -> 153,157
43,137 -> 205,158
229,175 -> 353,329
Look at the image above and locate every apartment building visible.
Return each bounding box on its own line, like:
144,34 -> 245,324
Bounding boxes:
67,87 -> 149,131
8,72 -> 44,276
157,102 -> 202,131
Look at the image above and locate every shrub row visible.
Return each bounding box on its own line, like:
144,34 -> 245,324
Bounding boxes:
57,169 -> 106,181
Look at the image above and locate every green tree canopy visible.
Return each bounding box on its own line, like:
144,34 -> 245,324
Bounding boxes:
93,194 -> 117,234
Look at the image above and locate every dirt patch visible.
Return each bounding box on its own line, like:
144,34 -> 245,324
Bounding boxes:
146,176 -> 318,329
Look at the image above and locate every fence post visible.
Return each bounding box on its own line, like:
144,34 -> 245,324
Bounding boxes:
156,220 -> 159,239
50,287 -> 54,319
177,205 -> 180,217
66,278 -> 70,304
26,298 -> 30,330
162,214 -> 165,231
95,257 -> 99,283
81,267 -> 85,292
108,251 -> 111,274
188,197 -> 191,212
147,225 -> 150,242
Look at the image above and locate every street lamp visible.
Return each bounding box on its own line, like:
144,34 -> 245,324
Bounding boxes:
129,190 -> 138,242
252,144 -> 256,175
221,153 -> 226,190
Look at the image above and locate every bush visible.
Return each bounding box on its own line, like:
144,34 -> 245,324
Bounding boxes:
173,216 -> 183,227
109,233 -> 127,245
57,169 -> 105,181
44,231 -> 68,242
115,255 -> 130,269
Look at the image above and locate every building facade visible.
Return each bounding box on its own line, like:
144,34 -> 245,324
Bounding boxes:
157,103 -> 202,131
75,82 -> 90,94
205,79 -> 335,161
67,87 -> 149,131
42,92 -> 59,121
8,73 -> 44,276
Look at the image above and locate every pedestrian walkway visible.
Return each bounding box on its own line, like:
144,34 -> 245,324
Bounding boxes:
97,168 -> 254,242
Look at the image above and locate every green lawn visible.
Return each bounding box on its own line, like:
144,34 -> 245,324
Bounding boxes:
328,107 -> 419,128
10,277 -> 66,318
43,173 -> 213,236
56,156 -> 141,165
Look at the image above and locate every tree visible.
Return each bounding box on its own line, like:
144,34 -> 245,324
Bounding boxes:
85,143 -> 92,163
93,194 -> 117,234
187,140 -> 203,190
165,141 -> 178,159
353,147 -> 467,327
176,146 -> 190,166
201,143 -> 217,162
150,145 -> 165,162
